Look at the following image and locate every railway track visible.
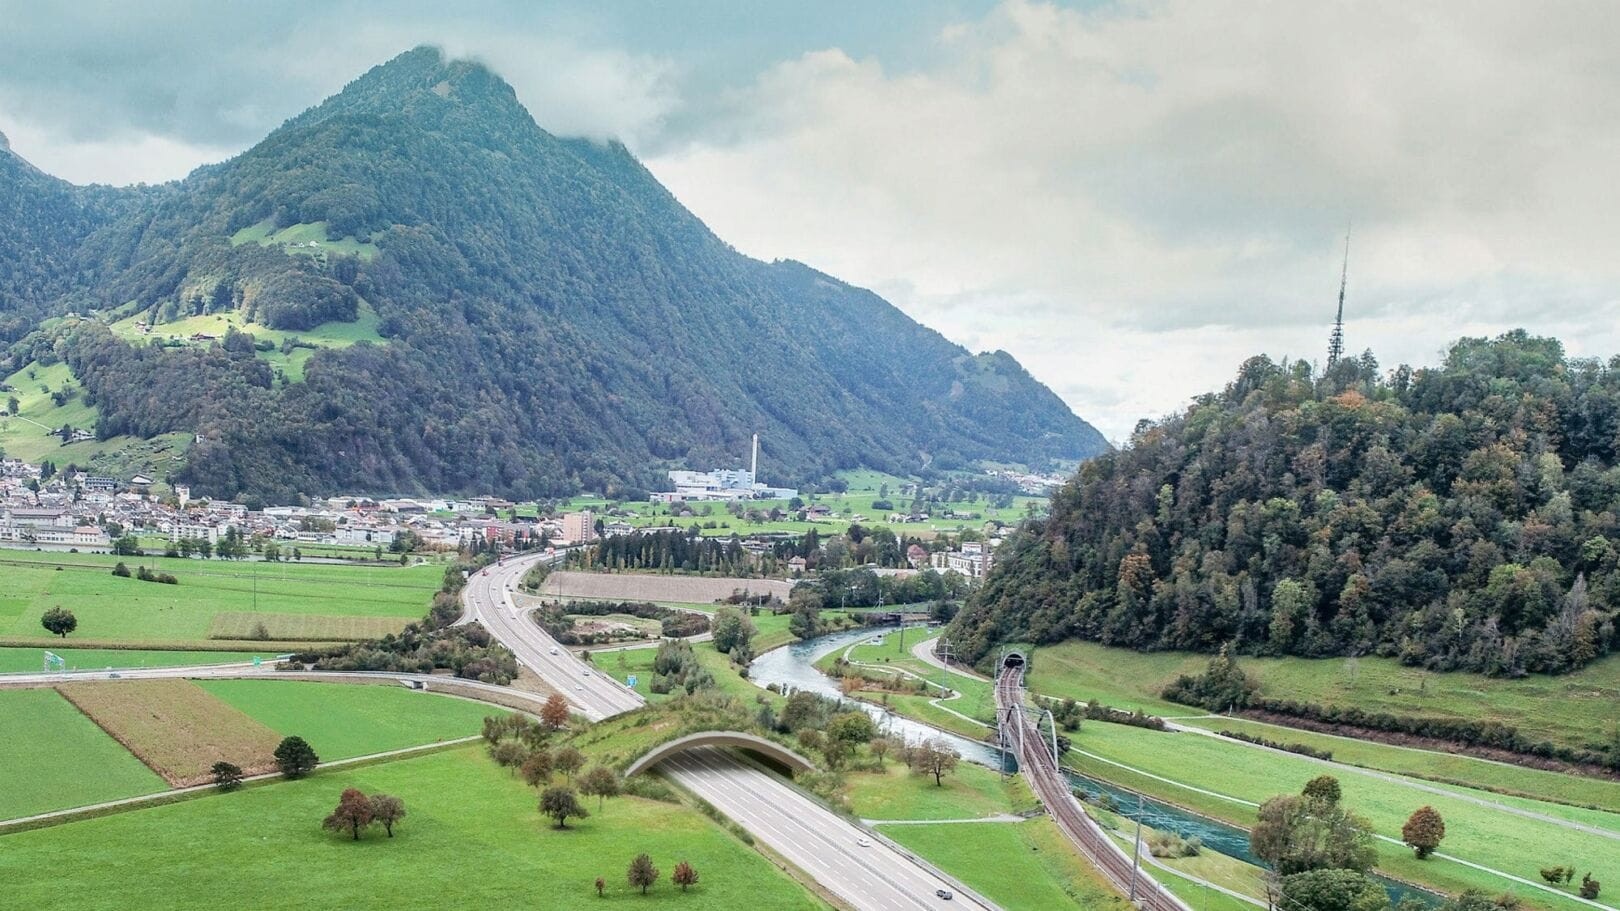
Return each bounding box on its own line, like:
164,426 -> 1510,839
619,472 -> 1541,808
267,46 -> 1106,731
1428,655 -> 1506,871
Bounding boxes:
995,659 -> 1191,911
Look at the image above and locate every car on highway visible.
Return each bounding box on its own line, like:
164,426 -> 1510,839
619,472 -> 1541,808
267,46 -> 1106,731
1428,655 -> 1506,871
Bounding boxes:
550,646 -> 559,655
856,837 -> 870,847
935,889 -> 953,900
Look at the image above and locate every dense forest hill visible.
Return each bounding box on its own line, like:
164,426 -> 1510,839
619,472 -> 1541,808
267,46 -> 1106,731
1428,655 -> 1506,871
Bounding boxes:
0,47 -> 1106,501
951,332 -> 1620,678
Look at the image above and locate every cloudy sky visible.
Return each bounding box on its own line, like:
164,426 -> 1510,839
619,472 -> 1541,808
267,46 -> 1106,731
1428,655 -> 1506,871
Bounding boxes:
3,0 -> 1617,441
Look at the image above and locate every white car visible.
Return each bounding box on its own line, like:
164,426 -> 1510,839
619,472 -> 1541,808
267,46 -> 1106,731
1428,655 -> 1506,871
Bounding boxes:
856,837 -> 870,847
582,670 -> 592,677
550,646 -> 559,655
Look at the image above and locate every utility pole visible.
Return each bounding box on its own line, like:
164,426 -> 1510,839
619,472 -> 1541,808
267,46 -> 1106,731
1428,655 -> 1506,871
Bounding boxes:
1129,793 -> 1143,902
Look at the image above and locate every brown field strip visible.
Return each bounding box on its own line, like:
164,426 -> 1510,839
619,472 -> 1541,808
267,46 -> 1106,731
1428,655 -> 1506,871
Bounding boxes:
55,680 -> 285,786
206,612 -> 410,642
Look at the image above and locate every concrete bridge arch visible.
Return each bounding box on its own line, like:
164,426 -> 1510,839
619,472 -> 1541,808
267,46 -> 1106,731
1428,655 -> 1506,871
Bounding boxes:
625,731 -> 816,777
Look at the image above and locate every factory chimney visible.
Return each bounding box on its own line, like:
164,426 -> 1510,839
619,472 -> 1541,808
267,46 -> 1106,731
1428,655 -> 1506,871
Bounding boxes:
750,433 -> 759,482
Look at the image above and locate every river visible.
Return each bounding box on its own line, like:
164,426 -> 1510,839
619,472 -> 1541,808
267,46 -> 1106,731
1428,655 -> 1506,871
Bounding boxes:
749,624 -> 1436,907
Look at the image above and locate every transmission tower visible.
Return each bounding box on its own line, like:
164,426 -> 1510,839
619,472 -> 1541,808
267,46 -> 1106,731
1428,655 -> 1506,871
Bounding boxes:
1326,229 -> 1350,368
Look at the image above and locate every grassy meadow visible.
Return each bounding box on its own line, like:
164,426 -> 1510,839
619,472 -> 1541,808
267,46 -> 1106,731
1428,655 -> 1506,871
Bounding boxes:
0,688 -> 166,820
0,360 -> 190,476
1028,639 -> 1620,759
0,747 -> 828,910
1063,722 -> 1618,910
843,757 -> 1123,910
560,467 -> 1045,542
197,680 -> 490,761
0,551 -> 437,649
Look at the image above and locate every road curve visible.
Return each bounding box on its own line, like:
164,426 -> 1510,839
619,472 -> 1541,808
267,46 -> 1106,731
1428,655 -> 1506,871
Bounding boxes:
662,747 -> 995,911
460,553 -> 645,721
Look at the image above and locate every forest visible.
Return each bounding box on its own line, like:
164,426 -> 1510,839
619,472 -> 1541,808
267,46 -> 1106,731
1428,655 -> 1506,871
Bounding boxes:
951,332 -> 1620,677
0,47 -> 1104,502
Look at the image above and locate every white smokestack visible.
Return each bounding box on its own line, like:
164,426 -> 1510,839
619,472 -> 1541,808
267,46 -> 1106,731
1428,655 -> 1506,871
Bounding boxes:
751,433 -> 759,481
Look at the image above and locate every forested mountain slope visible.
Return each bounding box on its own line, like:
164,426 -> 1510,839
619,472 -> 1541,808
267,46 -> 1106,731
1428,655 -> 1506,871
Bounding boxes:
952,333 -> 1620,677
0,48 -> 1106,500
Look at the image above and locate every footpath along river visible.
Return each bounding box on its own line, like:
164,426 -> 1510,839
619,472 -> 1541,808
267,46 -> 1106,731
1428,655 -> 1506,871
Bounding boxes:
749,624 -> 1436,906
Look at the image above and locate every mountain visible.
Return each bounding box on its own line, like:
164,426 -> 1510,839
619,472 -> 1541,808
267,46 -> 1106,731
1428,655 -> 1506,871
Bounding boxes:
0,47 -> 1106,500
950,332 -> 1620,677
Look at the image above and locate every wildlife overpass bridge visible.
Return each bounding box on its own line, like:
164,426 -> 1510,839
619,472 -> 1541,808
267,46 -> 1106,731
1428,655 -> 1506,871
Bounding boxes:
625,731 -> 815,778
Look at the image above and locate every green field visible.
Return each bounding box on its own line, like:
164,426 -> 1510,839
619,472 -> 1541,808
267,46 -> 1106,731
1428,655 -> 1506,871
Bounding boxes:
562,467 -> 1044,542
0,747 -> 827,910
1064,722 -> 1617,910
230,219 -> 380,262
1029,639 -> 1620,758
197,680 -> 493,761
847,757 -> 1035,821
0,552 -> 437,647
841,745 -> 1125,909
0,647 -> 264,673
886,819 -> 1129,910
1184,716 -> 1620,814
0,689 -> 165,820
0,360 -> 190,476
108,288 -> 384,383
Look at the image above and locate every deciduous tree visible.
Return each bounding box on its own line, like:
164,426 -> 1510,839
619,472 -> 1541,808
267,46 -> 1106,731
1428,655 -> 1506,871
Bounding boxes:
579,765 -> 620,811
540,786 -> 588,829
1401,806 -> 1445,859
627,853 -> 659,894
40,607 -> 76,638
908,739 -> 959,786
554,745 -> 584,780
323,788 -> 374,840
369,793 -> 406,837
672,860 -> 698,892
542,694 -> 571,731
521,749 -> 554,788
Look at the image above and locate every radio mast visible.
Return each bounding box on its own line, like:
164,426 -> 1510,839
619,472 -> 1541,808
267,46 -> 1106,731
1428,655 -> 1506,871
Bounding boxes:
1326,229 -> 1350,368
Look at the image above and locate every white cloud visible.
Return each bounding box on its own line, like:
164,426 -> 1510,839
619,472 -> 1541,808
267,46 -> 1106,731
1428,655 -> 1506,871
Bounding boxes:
645,0 -> 1620,437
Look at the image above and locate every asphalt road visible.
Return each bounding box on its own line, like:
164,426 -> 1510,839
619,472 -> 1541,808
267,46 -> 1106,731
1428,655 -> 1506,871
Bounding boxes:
460,553 -> 645,721
662,747 -> 994,911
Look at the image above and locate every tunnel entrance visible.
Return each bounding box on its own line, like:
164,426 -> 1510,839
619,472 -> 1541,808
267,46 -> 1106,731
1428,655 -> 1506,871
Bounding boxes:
1002,651 -> 1027,671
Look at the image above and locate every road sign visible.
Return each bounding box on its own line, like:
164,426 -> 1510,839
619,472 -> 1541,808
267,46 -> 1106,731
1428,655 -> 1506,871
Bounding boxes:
627,675 -> 638,688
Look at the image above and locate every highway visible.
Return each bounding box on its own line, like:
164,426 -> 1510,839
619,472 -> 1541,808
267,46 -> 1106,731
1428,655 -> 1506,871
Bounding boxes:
459,553 -> 645,721
465,553 -> 995,910
661,747 -> 994,911
995,660 -> 1189,911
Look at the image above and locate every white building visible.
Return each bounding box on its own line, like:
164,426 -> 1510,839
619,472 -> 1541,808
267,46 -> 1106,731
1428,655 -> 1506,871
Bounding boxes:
655,434 -> 798,502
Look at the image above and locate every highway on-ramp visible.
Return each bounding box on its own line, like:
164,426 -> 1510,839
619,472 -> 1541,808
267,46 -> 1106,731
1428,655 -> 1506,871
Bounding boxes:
460,553 -> 644,721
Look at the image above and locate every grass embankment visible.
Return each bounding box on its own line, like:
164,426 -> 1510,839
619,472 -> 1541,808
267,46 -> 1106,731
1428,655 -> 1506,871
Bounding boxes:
0,552 -> 437,649
0,747 -> 828,910
1064,723 -> 1617,911
0,689 -> 165,819
845,757 -> 1125,909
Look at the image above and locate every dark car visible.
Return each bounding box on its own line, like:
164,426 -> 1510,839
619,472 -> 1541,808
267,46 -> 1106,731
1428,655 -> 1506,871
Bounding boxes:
935,889 -> 953,900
